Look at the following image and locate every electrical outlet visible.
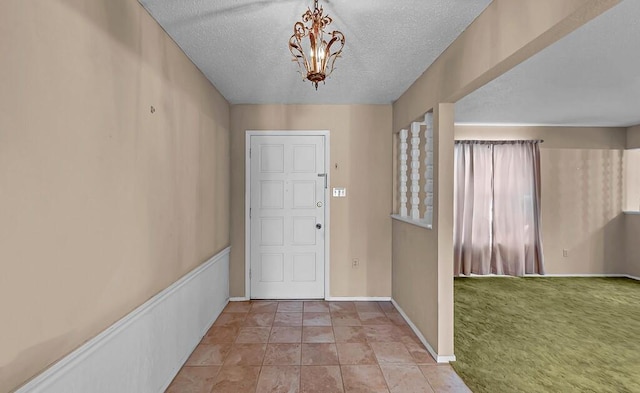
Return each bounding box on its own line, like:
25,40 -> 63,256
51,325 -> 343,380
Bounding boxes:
352,258 -> 359,268
563,249 -> 569,258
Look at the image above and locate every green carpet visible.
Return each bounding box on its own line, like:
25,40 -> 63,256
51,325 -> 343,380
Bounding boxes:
452,277 -> 640,393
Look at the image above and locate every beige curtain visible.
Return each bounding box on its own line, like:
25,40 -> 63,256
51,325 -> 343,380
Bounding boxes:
454,141 -> 545,276
453,143 -> 493,275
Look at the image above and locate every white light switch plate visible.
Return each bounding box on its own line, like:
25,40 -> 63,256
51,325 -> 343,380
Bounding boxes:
332,187 -> 347,197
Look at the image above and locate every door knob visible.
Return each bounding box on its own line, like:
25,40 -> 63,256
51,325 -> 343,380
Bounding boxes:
316,223 -> 322,229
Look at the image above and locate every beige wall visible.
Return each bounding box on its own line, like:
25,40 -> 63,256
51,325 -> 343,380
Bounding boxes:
229,105 -> 393,298
624,214 -> 640,278
624,126 -> 640,279
455,126 -> 626,275
0,1 -> 230,391
627,125 -> 640,149
392,221 -> 438,348
434,105 -> 456,355
391,104 -> 455,355
391,0 -> 617,359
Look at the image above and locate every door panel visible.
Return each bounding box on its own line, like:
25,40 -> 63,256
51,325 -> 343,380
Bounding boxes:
250,135 -> 326,299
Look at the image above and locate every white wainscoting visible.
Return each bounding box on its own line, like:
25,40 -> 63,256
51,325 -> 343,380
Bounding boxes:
16,247 -> 230,393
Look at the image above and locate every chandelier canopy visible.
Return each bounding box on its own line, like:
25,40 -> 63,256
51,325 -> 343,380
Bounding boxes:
288,0 -> 345,90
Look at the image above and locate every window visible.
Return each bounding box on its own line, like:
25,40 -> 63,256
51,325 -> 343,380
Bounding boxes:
453,140 -> 545,276
624,149 -> 640,212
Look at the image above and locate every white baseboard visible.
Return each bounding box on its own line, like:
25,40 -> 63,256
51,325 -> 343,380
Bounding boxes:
231,296 -> 392,302
325,296 -> 392,301
16,247 -> 231,393
525,273 -> 639,281
525,273 -> 628,278
390,299 -> 455,363
459,273 -> 635,278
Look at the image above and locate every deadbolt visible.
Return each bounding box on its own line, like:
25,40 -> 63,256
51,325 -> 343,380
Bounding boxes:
316,223 -> 322,229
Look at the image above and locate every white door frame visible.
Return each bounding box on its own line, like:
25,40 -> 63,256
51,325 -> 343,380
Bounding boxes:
245,130 -> 331,300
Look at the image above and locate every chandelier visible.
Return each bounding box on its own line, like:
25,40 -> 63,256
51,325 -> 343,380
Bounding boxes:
288,0 -> 345,90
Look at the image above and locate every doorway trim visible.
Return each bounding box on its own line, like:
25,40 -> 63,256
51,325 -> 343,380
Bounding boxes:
245,130 -> 331,300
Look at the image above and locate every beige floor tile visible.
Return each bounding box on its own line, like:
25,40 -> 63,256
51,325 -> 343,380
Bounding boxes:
358,312 -> 392,326
358,311 -> 385,318
300,366 -> 344,393
223,343 -> 266,366
223,302 -> 251,313
186,343 -> 233,366
396,326 -> 422,344
301,343 -> 339,365
377,302 -> 396,312
214,313 -> 247,327
404,341 -> 436,364
302,327 -> 335,343
419,365 -> 472,393
185,301 -> 469,393
250,301 -> 278,313
264,344 -> 302,365
331,313 -> 362,327
334,326 -> 367,343
385,312 -> 409,326
166,366 -> 220,393
336,342 -> 377,365
202,326 -> 239,344
354,302 -> 382,313
236,327 -> 271,343
341,365 -> 390,393
304,301 -> 330,313
256,366 -> 300,393
370,342 -> 415,364
211,365 -> 260,393
380,364 -> 434,393
399,334 -> 423,347
277,301 -> 304,313
274,312 -> 303,326
364,326 -> 402,342
243,312 -> 275,327
303,312 -> 332,326
329,302 -> 356,313
270,327 -> 303,343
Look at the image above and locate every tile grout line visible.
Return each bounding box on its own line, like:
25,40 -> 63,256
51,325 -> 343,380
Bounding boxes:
418,365 -> 438,393
254,306 -> 273,393
329,301 -> 348,393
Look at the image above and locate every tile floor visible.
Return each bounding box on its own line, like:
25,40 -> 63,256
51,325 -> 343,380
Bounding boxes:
166,300 -> 472,393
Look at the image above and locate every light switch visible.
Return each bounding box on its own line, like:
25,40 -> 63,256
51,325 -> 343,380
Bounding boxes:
332,187 -> 347,197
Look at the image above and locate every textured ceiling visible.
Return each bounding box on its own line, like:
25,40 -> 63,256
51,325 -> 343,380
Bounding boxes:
138,0 -> 491,104
456,0 -> 640,127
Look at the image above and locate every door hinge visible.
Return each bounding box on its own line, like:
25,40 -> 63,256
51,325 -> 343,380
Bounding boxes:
249,148 -> 252,158
249,208 -> 252,219
249,269 -> 252,279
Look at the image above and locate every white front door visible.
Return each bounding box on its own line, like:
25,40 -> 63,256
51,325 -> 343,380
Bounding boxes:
249,134 -> 326,299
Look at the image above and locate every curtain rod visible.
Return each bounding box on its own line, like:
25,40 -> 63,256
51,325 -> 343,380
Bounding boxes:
455,139 -> 544,144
